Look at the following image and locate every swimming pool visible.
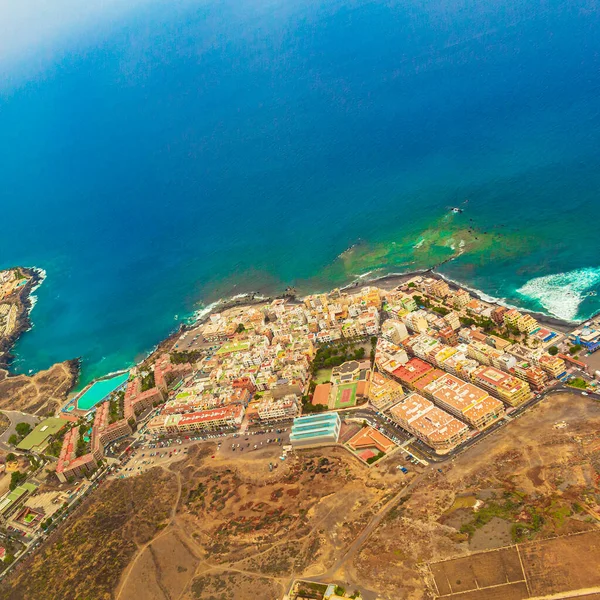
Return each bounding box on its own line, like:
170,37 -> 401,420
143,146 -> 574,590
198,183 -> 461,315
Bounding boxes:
76,371 -> 129,411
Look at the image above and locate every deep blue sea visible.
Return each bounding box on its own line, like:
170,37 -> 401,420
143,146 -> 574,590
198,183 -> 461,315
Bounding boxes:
1,0 -> 599,386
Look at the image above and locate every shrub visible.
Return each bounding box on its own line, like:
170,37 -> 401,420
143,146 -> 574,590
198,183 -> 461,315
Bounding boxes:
15,422 -> 32,437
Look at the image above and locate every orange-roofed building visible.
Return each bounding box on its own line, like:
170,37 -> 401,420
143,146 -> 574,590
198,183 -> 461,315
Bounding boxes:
391,358 -> 433,389
471,365 -> 532,407
423,372 -> 504,429
389,393 -> 469,453
347,426 -> 396,456
412,368 -> 445,394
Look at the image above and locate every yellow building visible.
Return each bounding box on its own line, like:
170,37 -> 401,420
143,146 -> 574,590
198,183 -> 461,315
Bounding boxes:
518,314 -> 539,334
368,372 -> 405,410
467,341 -> 504,366
471,366 -> 532,407
538,353 -> 567,378
503,309 -> 522,329
452,288 -> 471,309
434,346 -> 458,369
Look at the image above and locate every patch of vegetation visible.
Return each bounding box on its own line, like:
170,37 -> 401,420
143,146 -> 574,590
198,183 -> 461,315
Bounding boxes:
171,350 -> 203,364
366,451 -> 385,464
569,344 -> 583,356
567,377 -> 587,390
108,390 -> 124,424
141,371 -> 155,392
75,436 -> 88,458
311,342 -> 366,374
548,345 -> 559,356
15,422 -> 32,437
459,493 -> 523,537
459,315 -> 497,334
9,470 -> 28,490
301,396 -> 328,414
8,421 -> 34,446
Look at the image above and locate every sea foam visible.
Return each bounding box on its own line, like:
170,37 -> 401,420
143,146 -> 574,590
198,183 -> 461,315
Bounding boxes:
516,267 -> 600,322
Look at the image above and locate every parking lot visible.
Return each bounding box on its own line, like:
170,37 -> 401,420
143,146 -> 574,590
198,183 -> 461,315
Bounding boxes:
172,327 -> 215,353
218,428 -> 290,458
113,426 -> 291,478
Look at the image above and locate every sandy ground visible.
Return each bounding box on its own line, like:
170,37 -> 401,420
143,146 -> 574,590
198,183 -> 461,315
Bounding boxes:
3,392 -> 598,600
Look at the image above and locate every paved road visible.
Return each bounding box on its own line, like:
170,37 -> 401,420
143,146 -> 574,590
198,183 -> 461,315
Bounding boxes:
0,409 -> 40,451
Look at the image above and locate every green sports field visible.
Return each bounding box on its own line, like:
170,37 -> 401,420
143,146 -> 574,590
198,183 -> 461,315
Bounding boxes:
334,382 -> 358,409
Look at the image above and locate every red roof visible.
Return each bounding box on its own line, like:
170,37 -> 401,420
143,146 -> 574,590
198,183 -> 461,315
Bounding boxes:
392,358 -> 432,384
178,404 -> 244,425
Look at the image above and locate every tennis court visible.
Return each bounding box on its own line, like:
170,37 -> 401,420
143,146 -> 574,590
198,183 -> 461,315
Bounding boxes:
334,382 -> 358,409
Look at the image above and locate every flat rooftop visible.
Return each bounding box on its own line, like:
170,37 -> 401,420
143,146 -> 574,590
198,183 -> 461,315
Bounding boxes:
425,373 -> 489,412
392,357 -> 432,384
17,417 -> 65,451
390,393 -> 468,443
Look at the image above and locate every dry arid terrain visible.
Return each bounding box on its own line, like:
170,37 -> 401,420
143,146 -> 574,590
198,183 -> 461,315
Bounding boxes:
0,468 -> 177,600
354,392 -> 600,598
0,360 -> 78,415
2,392 -> 599,600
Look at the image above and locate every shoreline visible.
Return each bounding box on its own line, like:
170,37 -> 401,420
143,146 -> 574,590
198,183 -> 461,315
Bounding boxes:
1,260 -> 586,390
0,267 -> 47,369
337,267 -> 577,333
136,266 -> 582,373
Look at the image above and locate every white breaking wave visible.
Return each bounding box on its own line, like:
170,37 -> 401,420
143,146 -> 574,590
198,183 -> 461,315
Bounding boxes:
26,267 -> 47,316
516,267 -> 600,322
188,300 -> 221,323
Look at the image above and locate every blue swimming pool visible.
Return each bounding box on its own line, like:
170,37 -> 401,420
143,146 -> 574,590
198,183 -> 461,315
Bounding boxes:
76,372 -> 129,411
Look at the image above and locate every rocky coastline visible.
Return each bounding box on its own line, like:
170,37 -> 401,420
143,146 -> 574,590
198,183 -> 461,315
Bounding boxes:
0,267 -> 42,369
0,266 -> 80,408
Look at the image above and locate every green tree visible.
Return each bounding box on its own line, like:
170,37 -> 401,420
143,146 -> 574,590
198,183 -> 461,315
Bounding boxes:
548,345 -> 559,356
9,470 -> 27,491
236,323 -> 246,333
15,422 -> 31,437
6,452 -> 16,461
569,344 -> 582,356
141,371 -> 155,392
76,437 -> 88,457
8,434 -> 18,446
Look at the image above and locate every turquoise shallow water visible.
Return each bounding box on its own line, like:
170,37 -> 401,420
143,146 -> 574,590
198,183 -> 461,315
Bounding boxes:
0,0 -> 599,387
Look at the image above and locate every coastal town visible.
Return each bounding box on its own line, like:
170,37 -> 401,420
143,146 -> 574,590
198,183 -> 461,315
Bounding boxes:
0,268 -> 600,598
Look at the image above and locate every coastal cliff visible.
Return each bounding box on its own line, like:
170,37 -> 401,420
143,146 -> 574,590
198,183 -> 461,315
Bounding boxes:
0,359 -> 79,416
0,266 -> 80,413
0,267 -> 42,368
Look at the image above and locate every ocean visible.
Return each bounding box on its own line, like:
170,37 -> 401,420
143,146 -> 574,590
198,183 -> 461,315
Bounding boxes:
1,0 -> 599,387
